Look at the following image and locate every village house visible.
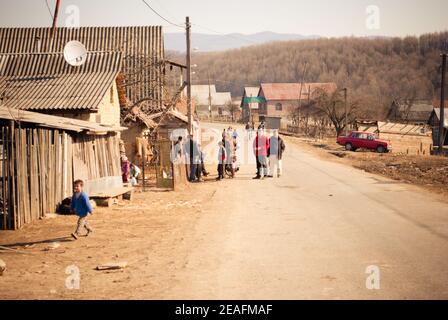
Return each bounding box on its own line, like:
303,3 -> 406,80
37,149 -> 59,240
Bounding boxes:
0,106 -> 125,230
0,51 -> 123,128
428,107 -> 448,147
386,99 -> 434,124
0,26 -> 165,111
240,86 -> 261,123
191,84 -> 232,119
257,82 -> 338,120
356,120 -> 433,155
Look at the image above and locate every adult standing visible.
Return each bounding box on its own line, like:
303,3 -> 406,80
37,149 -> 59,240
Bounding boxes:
253,129 -> 270,179
223,135 -> 234,178
268,130 -> 286,178
184,134 -> 201,182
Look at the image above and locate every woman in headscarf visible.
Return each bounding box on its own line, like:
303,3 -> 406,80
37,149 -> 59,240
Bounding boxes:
121,156 -> 130,183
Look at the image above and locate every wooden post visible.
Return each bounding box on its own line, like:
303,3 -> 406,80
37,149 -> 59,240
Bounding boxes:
439,53 -> 446,154
186,16 -> 192,135
208,70 -> 212,122
142,143 -> 146,192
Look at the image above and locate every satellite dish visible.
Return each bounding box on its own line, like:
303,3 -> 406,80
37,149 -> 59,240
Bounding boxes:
63,40 -> 87,67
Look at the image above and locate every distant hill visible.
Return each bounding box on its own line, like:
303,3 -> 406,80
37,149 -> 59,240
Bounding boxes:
187,31 -> 448,119
164,31 -> 319,52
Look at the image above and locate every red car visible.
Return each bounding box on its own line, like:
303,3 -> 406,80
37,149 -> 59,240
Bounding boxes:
337,131 -> 391,153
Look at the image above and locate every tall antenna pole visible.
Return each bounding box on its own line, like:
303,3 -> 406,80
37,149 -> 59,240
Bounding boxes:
439,53 -> 447,154
186,16 -> 192,135
50,0 -> 61,41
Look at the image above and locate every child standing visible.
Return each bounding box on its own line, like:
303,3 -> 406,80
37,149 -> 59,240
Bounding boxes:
71,180 -> 94,240
217,141 -> 226,181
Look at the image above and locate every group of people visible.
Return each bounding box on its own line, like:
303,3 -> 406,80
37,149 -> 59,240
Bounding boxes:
121,155 -> 141,186
68,125 -> 285,240
252,128 -> 286,180
217,127 -> 240,181
179,135 -> 210,183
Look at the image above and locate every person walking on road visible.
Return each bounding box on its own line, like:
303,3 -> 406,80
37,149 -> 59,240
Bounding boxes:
268,130 -> 286,178
217,141 -> 226,181
253,129 -> 270,180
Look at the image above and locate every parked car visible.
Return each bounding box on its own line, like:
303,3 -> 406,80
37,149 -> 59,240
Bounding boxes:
337,131 -> 391,153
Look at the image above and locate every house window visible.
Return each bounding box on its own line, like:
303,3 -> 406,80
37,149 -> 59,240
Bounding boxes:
275,103 -> 283,111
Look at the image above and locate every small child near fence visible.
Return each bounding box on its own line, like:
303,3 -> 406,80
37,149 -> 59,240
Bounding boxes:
70,179 -> 94,240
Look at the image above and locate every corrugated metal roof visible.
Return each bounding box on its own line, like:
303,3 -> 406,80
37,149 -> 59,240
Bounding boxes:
0,52 -> 122,111
0,26 -> 164,108
260,82 -> 337,101
0,105 -> 126,133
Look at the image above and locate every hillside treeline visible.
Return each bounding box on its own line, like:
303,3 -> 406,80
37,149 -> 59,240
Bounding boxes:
187,32 -> 448,119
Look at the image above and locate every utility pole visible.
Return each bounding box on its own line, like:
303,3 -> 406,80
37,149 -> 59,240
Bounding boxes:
343,88 -> 348,136
186,16 -> 193,135
249,94 -> 253,124
297,62 -> 308,128
439,53 -> 447,154
208,71 -> 212,122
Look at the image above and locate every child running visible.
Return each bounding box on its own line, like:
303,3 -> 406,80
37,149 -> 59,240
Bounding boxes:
70,179 -> 94,240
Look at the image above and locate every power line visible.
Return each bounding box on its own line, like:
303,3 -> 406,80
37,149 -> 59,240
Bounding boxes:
191,23 -> 259,46
140,0 -> 184,29
44,0 -> 54,20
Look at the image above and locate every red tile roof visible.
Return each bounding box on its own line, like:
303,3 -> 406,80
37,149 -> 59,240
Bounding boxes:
260,82 -> 337,101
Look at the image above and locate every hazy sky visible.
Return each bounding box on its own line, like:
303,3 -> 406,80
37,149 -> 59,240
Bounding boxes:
1,0 -> 447,37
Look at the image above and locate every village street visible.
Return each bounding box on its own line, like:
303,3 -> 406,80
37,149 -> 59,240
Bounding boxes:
1,125 -> 448,299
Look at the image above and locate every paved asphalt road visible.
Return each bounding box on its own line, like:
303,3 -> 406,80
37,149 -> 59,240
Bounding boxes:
163,124 -> 448,299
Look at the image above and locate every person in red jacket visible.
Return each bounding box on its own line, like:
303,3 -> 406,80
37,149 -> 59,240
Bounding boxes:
253,129 -> 270,179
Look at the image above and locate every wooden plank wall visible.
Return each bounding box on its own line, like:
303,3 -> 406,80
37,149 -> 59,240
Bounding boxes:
72,133 -> 121,181
0,124 -> 121,230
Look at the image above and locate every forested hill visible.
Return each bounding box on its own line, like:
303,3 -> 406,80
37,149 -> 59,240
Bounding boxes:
190,32 -> 448,118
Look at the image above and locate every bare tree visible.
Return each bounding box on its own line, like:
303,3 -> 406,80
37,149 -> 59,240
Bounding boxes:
226,101 -> 239,123
314,89 -> 358,136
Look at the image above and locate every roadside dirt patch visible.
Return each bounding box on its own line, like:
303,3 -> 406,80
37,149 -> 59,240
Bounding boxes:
0,183 -> 217,299
284,135 -> 448,197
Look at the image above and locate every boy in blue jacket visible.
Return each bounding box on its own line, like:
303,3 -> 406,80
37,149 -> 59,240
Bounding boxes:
71,180 -> 94,240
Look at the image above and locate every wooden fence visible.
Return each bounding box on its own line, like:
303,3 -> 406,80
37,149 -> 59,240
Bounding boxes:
0,121 -> 121,230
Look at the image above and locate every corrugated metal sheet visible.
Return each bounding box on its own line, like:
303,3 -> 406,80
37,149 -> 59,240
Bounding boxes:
0,26 -> 164,108
260,82 -> 337,101
0,105 -> 126,133
0,52 -> 122,111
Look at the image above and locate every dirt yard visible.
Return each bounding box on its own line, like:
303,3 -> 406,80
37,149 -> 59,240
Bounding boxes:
0,183 -> 218,299
285,135 -> 448,197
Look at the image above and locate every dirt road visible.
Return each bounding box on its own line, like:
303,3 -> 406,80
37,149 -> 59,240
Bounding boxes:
1,125 -> 447,299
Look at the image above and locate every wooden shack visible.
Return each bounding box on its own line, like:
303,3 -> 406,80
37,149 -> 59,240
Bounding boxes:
0,106 -> 125,230
356,121 -> 433,155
